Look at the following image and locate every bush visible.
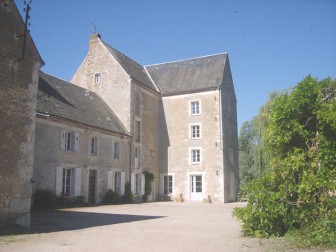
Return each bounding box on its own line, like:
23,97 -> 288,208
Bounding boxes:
102,189 -> 120,204
33,190 -> 57,209
142,171 -> 154,202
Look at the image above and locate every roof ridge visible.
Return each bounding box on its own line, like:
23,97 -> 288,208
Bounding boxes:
145,52 -> 228,67
102,42 -> 144,69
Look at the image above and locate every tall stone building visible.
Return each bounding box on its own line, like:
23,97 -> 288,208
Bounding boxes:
0,0 -> 43,227
146,54 -> 239,202
71,34 -> 239,203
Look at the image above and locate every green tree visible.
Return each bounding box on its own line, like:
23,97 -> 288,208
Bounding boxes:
234,76 -> 336,244
238,92 -> 278,185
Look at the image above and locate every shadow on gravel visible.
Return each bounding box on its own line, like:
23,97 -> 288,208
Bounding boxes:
0,209 -> 165,236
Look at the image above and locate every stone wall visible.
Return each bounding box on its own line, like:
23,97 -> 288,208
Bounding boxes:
33,118 -> 131,203
0,0 -> 42,227
160,90 -> 225,202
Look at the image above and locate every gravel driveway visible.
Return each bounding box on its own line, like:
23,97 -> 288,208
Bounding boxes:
0,202 -> 285,252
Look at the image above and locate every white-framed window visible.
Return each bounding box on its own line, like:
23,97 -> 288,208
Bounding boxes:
62,168 -> 73,196
190,148 -> 201,164
90,137 -> 97,155
61,130 -> 79,152
114,142 -> 120,159
190,100 -> 201,115
56,166 -> 81,197
135,174 -> 142,195
135,120 -> 141,142
164,175 -> 173,195
135,146 -> 140,169
94,73 -> 101,84
190,124 -> 201,139
114,172 -> 121,194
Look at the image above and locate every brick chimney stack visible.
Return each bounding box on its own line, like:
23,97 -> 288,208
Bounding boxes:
89,33 -> 101,54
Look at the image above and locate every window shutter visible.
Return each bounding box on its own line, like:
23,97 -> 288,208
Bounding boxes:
120,172 -> 126,195
74,132 -> 79,152
107,171 -> 113,190
74,168 -> 81,196
60,129 -> 66,150
131,173 -> 135,193
141,173 -> 145,195
55,166 -> 63,196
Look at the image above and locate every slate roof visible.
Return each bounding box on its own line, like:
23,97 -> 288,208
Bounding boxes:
37,72 -> 129,135
145,53 -> 228,95
103,42 -> 158,92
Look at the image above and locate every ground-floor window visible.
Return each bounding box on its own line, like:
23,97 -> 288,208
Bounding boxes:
164,175 -> 173,195
114,172 -> 121,194
135,174 -> 141,195
62,168 -> 73,196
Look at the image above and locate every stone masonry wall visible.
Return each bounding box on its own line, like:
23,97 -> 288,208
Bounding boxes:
0,0 -> 42,227
161,90 -> 225,202
33,118 -> 130,203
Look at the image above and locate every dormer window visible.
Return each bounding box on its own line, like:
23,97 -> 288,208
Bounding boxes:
94,73 -> 101,84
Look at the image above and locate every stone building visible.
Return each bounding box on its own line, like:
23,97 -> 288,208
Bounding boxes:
34,72 -> 132,204
146,54 -> 239,202
71,34 -> 239,203
71,34 -> 161,202
0,0 -> 43,227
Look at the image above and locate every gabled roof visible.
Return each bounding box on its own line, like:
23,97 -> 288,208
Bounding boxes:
103,42 -> 158,92
37,72 -> 129,135
145,53 -> 228,95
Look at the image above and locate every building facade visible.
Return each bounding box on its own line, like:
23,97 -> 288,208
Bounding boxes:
34,72 -> 132,204
71,34 -> 239,203
0,0 -> 43,227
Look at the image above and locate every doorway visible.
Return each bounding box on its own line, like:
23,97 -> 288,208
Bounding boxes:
190,175 -> 203,201
88,170 -> 97,204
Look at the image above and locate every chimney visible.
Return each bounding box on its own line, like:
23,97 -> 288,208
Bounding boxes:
89,33 -> 101,54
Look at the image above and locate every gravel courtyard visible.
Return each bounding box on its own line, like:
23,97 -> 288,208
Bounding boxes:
0,202 -> 286,252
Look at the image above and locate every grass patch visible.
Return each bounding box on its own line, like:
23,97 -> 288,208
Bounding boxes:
285,220 -> 336,249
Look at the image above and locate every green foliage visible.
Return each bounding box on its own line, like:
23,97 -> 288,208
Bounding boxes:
33,190 -> 57,209
234,76 -> 336,246
122,181 -> 134,203
238,92 -> 277,186
102,189 -> 120,204
142,171 -> 154,202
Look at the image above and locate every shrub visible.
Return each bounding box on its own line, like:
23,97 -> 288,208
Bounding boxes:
142,171 -> 154,202
33,190 -> 57,209
102,189 -> 120,204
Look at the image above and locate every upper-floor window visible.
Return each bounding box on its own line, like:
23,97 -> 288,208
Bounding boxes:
90,137 -> 97,155
61,130 -> 79,152
135,120 -> 141,142
94,73 -> 101,84
135,146 -> 140,169
190,124 -> 201,139
191,148 -> 201,164
190,100 -> 201,115
114,141 -> 120,159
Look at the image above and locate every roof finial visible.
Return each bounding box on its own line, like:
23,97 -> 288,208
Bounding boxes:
90,18 -> 97,34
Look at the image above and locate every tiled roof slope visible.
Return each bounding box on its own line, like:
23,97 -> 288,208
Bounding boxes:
145,53 -> 228,95
37,71 -> 129,135
103,42 -> 158,92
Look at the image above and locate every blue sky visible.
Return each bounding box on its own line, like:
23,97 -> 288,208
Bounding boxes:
15,0 -> 336,130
